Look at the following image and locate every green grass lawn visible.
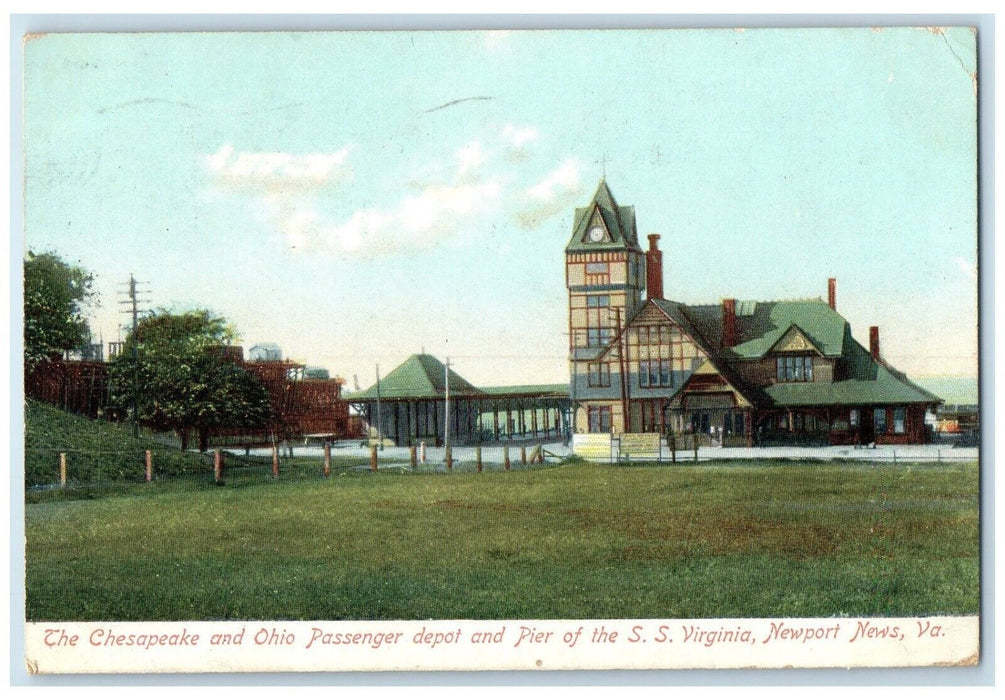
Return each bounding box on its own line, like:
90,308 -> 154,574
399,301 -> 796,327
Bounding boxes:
25,459 -> 979,621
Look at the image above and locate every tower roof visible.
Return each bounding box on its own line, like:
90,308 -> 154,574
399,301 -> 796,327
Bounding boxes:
566,179 -> 640,252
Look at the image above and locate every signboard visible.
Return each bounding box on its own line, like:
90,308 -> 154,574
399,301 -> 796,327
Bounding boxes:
617,433 -> 662,463
572,433 -> 613,461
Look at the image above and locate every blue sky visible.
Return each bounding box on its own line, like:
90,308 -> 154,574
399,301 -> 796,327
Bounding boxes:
22,28 -> 978,387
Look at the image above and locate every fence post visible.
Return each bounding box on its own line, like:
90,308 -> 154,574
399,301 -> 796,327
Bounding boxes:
323,443 -> 331,478
214,449 -> 223,483
410,445 -> 417,469
503,446 -> 510,471
370,444 -> 378,472
670,434 -> 676,464
693,434 -> 698,463
59,452 -> 67,488
446,445 -> 453,470
476,446 -> 482,472
420,441 -> 426,464
145,450 -> 153,482
272,444 -> 279,478
521,446 -> 527,465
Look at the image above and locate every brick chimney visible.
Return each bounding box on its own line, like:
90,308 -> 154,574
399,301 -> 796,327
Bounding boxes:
646,234 -> 663,300
869,326 -> 880,360
722,298 -> 737,348
827,277 -> 836,310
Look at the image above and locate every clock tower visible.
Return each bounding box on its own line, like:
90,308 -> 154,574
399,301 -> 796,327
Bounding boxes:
565,179 -> 645,363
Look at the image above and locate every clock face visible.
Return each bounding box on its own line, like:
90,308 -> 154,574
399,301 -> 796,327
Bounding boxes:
588,226 -> 605,243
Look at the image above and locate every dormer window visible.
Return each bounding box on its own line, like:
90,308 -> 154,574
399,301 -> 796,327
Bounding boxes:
776,355 -> 814,382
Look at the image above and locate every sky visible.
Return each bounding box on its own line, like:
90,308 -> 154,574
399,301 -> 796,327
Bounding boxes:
21,27 -> 978,388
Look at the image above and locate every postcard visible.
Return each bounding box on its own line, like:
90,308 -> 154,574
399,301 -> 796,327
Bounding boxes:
18,25 -> 980,675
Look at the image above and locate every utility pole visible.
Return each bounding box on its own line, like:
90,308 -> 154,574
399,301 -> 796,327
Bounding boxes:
569,355 -> 577,442
444,357 -> 451,455
614,306 -> 629,434
375,364 -> 383,451
118,274 -> 148,439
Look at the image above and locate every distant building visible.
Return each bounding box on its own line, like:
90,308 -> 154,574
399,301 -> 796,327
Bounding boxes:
304,366 -> 330,380
566,180 -> 941,445
248,343 -> 282,362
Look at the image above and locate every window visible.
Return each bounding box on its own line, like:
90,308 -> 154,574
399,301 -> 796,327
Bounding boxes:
638,360 -> 671,388
849,409 -> 859,427
874,408 -> 888,434
587,327 -> 615,347
776,356 -> 814,382
893,407 -> 906,434
586,294 -> 610,308
723,411 -> 745,436
585,262 -> 609,274
587,362 -> 611,387
588,406 -> 612,433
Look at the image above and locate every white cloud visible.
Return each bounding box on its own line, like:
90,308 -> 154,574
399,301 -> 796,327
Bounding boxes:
401,181 -> 501,235
324,208 -> 394,253
527,159 -> 581,201
953,256 -> 977,281
516,159 -> 584,230
502,124 -> 538,148
206,143 -> 352,194
456,141 -> 485,178
205,128 -> 584,257
270,180 -> 503,257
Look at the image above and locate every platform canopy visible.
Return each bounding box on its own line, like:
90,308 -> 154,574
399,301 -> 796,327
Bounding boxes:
346,354 -> 485,401
344,354 -> 572,446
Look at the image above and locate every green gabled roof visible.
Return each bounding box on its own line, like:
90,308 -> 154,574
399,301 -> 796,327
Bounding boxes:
682,298 -> 847,359
652,297 -> 938,409
346,354 -> 485,400
651,299 -> 714,351
764,335 -> 941,407
648,299 -> 766,406
566,179 -> 639,252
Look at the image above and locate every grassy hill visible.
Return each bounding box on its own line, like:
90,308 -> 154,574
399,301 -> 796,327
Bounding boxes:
24,399 -> 212,490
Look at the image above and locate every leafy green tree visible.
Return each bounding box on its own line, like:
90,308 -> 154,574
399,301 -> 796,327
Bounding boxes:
108,310 -> 272,451
23,251 -> 96,369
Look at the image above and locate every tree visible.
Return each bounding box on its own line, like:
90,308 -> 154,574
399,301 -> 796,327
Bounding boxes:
23,251 -> 96,370
108,310 -> 272,451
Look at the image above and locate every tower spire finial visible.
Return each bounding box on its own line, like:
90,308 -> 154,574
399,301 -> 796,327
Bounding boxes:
595,153 -> 610,179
